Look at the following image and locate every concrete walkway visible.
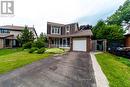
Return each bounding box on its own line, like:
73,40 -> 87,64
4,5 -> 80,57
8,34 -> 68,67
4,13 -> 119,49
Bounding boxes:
90,52 -> 109,87
0,52 -> 96,87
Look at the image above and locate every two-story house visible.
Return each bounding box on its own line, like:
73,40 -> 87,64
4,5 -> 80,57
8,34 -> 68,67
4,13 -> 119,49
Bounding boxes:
47,22 -> 93,52
0,25 -> 37,48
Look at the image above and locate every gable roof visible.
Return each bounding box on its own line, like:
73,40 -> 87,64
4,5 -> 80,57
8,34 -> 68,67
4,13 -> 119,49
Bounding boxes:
0,25 -> 34,31
47,22 -> 64,26
47,22 -> 78,27
70,30 -> 92,37
0,33 -> 14,38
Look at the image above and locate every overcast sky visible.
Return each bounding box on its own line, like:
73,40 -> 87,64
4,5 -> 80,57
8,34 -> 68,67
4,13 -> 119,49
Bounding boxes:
0,0 -> 126,35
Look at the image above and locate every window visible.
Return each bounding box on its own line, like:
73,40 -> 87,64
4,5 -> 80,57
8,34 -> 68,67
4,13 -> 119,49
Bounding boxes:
0,28 -> 10,33
66,26 -> 70,33
51,26 -> 61,34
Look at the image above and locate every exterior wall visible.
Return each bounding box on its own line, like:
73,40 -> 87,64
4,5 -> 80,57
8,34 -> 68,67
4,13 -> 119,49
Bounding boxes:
61,26 -> 65,35
87,36 -> 91,52
125,35 -> 130,47
10,30 -> 20,39
0,39 -> 4,48
47,23 -> 79,35
47,24 -> 51,34
10,29 -> 37,39
70,25 -> 75,34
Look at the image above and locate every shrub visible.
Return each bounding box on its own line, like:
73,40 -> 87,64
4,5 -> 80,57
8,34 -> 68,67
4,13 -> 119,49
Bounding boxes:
32,40 -> 45,49
29,47 -> 38,53
22,42 -> 32,49
37,48 -> 45,54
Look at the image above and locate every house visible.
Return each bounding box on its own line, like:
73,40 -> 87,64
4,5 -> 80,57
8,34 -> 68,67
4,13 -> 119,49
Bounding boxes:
125,24 -> 130,47
47,22 -> 93,52
0,25 -> 37,48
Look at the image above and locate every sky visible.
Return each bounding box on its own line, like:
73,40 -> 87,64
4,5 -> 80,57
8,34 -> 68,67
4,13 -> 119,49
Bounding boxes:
0,0 -> 126,35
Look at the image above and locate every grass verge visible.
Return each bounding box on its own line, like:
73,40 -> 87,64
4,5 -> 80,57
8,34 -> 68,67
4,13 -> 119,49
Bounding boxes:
95,53 -> 130,87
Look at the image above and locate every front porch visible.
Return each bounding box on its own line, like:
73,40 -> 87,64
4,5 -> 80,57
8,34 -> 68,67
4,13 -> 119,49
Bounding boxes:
48,37 -> 71,49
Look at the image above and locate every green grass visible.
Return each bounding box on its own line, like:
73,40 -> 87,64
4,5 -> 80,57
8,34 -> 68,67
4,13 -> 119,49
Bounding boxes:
96,53 -> 130,87
45,48 -> 64,54
0,48 -> 52,74
0,48 -> 22,56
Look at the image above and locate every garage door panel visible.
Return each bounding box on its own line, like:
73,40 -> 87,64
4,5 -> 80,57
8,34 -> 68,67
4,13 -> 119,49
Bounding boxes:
73,38 -> 87,51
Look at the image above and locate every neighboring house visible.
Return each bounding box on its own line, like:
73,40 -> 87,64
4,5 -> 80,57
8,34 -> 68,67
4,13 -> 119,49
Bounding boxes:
125,24 -> 130,47
47,22 -> 93,52
0,25 -> 37,48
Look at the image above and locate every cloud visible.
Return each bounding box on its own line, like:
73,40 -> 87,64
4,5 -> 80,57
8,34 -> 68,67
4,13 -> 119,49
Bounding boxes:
0,0 -> 126,35
77,0 -> 125,25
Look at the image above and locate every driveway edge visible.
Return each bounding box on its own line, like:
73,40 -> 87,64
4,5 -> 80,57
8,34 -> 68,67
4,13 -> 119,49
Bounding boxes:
90,52 -> 109,87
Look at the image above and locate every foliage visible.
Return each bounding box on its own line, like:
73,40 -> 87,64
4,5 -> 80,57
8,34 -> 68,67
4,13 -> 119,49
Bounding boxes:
92,20 -> 125,42
17,26 -> 35,45
32,32 -> 47,48
22,42 -> 32,49
0,49 -> 51,74
29,47 -> 38,53
96,53 -> 130,87
45,48 -> 64,54
37,48 -> 45,54
80,25 -> 92,30
107,0 -> 130,25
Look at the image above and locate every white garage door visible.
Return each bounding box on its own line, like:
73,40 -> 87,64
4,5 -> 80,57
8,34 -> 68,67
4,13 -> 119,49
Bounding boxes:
73,38 -> 87,51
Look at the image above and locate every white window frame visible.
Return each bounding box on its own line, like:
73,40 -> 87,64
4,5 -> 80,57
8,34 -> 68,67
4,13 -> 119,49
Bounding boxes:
51,26 -> 61,35
65,26 -> 70,34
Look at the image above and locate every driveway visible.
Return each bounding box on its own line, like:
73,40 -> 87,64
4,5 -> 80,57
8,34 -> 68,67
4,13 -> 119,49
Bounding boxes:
0,52 -> 96,87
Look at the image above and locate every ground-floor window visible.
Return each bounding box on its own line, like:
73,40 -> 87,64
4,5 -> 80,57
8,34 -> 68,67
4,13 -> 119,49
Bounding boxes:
51,38 -> 70,47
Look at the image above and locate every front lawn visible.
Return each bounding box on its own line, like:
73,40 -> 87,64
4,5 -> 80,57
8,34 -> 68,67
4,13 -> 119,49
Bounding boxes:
45,48 -> 64,54
0,48 -> 22,56
0,48 -> 65,74
96,53 -> 130,87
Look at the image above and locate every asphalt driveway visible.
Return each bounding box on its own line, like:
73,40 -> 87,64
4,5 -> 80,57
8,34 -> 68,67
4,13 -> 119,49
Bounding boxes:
0,52 -> 96,87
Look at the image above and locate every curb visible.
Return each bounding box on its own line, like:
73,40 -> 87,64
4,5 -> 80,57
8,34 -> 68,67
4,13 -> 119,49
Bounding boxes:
90,52 -> 109,87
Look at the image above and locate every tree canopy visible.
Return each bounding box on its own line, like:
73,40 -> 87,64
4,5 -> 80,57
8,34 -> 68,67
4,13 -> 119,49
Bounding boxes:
17,27 -> 35,45
80,25 -> 92,30
107,0 -> 130,25
32,32 -> 47,48
92,20 -> 125,42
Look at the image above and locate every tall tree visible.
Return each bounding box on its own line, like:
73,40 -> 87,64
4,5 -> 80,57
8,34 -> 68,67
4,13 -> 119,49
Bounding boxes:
32,32 -> 47,48
17,27 -> 35,45
107,0 -> 130,25
92,20 -> 125,42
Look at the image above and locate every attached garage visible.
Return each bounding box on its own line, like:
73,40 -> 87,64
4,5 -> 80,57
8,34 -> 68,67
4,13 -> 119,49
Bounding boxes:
70,30 -> 93,52
73,38 -> 87,51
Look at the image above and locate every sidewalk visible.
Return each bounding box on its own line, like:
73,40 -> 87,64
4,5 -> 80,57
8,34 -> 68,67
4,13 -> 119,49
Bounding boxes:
90,52 -> 109,87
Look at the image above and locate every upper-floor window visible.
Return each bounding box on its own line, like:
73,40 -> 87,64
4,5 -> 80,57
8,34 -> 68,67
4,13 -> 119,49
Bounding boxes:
51,26 -> 61,34
0,29 -> 10,33
65,26 -> 70,34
